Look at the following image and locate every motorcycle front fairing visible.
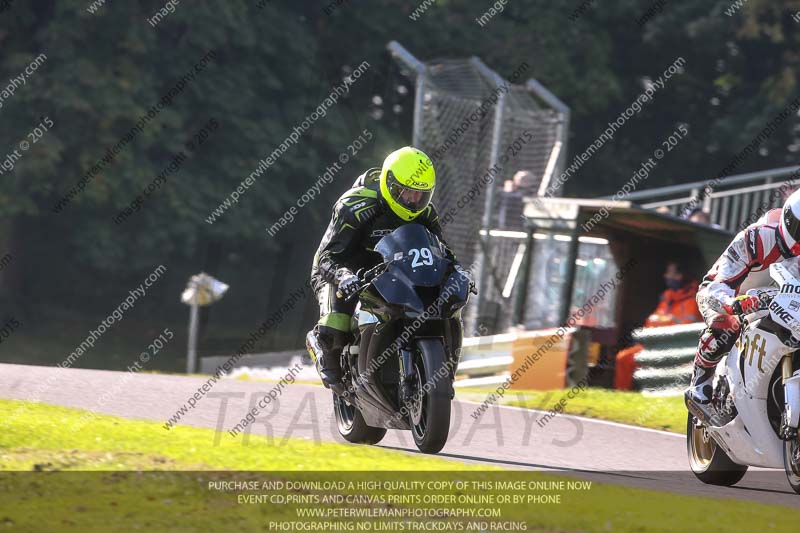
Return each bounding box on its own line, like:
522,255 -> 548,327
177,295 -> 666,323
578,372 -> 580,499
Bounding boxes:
368,224 -> 451,318
714,321 -> 787,468
769,262 -> 800,436
441,270 -> 470,316
370,269 -> 426,317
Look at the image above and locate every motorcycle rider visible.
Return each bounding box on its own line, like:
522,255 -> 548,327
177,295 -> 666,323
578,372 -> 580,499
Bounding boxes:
688,189 -> 800,404
308,146 -> 469,392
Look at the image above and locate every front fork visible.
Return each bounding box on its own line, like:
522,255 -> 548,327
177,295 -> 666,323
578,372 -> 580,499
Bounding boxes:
782,355 -> 800,439
399,347 -> 416,404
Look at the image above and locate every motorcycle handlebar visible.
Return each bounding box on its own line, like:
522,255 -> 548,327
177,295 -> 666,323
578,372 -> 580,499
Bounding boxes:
336,262 -> 477,299
728,294 -> 773,317
336,265 -> 385,300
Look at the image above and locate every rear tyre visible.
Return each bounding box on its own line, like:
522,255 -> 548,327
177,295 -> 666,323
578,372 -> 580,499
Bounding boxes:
782,438 -> 800,494
410,339 -> 451,454
686,413 -> 747,486
333,392 -> 386,445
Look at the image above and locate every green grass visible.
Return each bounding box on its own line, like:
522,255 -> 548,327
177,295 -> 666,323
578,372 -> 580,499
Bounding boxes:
457,388 -> 686,433
0,399 -> 465,471
2,399 -> 799,532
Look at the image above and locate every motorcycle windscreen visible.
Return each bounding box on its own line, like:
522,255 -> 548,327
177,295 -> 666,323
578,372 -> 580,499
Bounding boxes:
374,224 -> 448,287
371,271 -> 426,314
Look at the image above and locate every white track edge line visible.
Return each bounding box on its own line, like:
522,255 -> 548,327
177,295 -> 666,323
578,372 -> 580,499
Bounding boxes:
457,399 -> 684,439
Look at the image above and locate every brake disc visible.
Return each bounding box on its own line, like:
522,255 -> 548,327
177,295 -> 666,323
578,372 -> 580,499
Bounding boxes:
410,366 -> 424,425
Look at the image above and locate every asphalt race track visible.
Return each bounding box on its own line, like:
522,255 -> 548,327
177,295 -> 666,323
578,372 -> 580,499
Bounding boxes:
2,363 -> 800,508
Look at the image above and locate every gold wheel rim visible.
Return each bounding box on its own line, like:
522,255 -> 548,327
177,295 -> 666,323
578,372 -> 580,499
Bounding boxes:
690,422 -> 715,467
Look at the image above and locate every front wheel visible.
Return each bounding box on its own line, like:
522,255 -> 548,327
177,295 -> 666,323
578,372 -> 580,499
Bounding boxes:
333,393 -> 386,445
783,438 -> 800,494
409,339 -> 452,454
686,413 -> 747,486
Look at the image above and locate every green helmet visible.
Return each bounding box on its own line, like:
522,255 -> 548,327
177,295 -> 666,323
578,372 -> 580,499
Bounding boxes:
379,147 -> 435,221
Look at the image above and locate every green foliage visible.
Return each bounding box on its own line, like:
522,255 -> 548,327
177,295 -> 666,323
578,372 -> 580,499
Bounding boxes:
1,0 -> 800,354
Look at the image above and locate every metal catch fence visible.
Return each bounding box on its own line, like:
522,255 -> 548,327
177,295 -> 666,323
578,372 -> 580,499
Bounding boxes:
387,41 -> 569,332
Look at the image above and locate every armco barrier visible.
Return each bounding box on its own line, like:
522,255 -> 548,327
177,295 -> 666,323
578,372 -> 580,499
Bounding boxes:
200,341 -> 517,385
200,328 -> 573,390
199,350 -> 301,375
632,322 -> 705,394
454,333 -> 516,388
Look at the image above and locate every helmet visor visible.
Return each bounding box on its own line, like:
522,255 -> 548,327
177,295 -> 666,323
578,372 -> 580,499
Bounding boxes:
387,171 -> 433,213
785,204 -> 800,243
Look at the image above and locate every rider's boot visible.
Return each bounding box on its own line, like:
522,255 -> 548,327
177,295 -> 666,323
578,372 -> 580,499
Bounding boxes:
686,363 -> 715,405
686,324 -> 733,405
307,326 -> 347,395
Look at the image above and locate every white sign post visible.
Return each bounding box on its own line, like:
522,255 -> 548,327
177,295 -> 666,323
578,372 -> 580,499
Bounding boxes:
181,272 -> 229,374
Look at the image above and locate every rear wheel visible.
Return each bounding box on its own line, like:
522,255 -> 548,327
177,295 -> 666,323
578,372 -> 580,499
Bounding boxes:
782,437 -> 800,494
333,393 -> 386,445
409,339 -> 451,454
686,413 -> 747,486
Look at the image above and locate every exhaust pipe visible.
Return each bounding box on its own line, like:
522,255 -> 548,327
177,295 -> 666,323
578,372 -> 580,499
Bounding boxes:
685,395 -> 717,427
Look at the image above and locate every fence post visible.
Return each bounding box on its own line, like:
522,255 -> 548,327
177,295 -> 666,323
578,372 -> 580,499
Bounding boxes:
512,227 -> 535,326
412,75 -> 425,147
526,78 -> 571,191
558,222 -> 582,326
475,90 -> 505,329
186,303 -> 199,374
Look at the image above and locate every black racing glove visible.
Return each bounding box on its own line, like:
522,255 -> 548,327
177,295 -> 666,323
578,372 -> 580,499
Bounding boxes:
335,268 -> 360,300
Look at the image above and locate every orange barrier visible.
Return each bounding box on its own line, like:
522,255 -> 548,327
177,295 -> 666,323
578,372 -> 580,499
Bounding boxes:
508,328 -> 572,391
459,328 -> 573,390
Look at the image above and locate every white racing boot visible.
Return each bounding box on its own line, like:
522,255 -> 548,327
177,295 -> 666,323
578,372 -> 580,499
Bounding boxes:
686,364 -> 715,405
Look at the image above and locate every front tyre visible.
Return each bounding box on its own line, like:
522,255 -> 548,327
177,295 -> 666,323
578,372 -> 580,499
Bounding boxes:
409,338 -> 451,454
686,413 -> 747,486
333,393 -> 386,445
782,438 -> 800,494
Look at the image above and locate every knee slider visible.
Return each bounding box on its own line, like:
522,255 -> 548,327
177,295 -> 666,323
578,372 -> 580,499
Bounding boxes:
709,314 -> 740,333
